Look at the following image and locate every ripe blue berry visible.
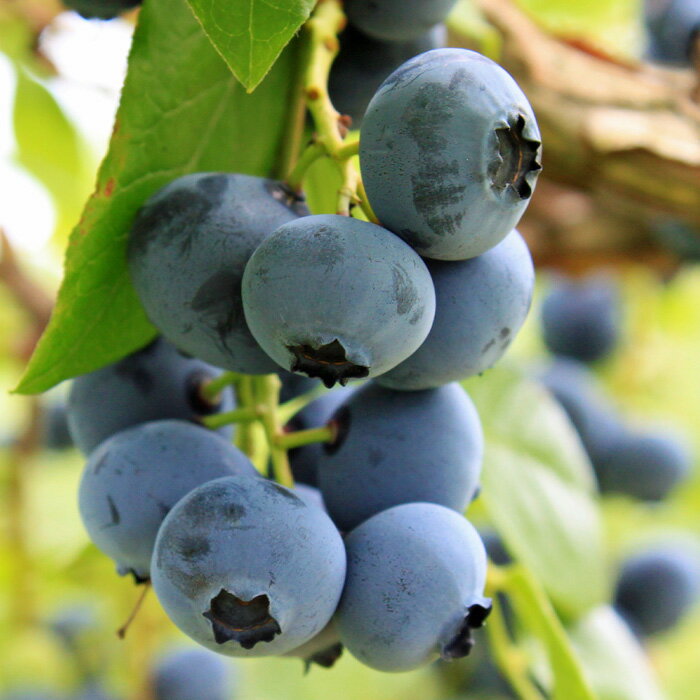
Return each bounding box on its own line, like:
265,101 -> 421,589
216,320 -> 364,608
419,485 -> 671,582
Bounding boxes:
595,430 -> 691,502
242,215 -> 436,387
287,385 -> 357,486
152,647 -> 236,700
336,503 -> 491,672
329,25 -> 445,127
538,358 -> 624,470
614,545 -> 700,636
541,276 -> 620,363
317,382 -> 482,531
67,338 -> 234,454
151,476 -> 346,656
78,420 -> 257,581
644,0 -> 700,66
360,48 -> 541,260
278,370 -> 319,403
377,230 -> 534,390
344,0 -> 457,42
42,402 -> 73,451
128,173 -> 309,374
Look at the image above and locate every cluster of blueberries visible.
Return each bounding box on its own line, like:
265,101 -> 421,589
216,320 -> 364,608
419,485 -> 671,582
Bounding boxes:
3,605 -> 237,700
65,44 -> 543,674
537,276 -> 691,502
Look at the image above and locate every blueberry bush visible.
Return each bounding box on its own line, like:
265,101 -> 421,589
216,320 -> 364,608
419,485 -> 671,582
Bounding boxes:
1,1 -> 700,699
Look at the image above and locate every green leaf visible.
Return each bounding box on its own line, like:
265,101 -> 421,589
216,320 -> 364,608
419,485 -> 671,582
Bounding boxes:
185,0 -> 315,91
466,365 -> 608,616
568,606 -> 665,700
13,64 -> 93,242
15,0 -> 300,395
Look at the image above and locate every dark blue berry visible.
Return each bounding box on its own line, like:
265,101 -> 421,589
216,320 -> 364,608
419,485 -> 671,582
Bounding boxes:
644,0 -> 700,65
344,0 -> 457,42
287,385 -> 357,486
41,402 -> 73,450
67,338 -> 234,454
329,25 -> 445,128
336,503 -> 491,671
614,544 -> 700,636
62,0 -> 140,20
278,370 -> 319,403
377,230 -> 534,390
128,173 -> 309,374
242,214 -> 436,387
594,430 -> 691,502
538,358 -> 624,471
78,420 -> 257,581
152,647 -> 235,700
541,276 -> 620,363
360,48 -> 541,260
317,382 -> 482,531
151,476 -> 346,656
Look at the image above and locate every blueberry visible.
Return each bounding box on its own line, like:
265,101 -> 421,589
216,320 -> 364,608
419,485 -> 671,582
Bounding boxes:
128,173 -> 309,374
614,544 -> 700,636
78,420 -> 257,581
538,358 -> 624,470
317,382 -> 482,531
48,604 -> 96,649
479,529 -> 512,567
287,385 -> 357,486
644,0 -> 700,66
335,503 -> 491,672
241,214 -> 436,387
594,430 -> 691,502
151,475 -> 346,656
360,48 -> 541,261
152,647 -> 235,700
73,683 -> 118,700
377,230 -> 534,390
41,402 -> 74,451
651,219 -> 700,261
329,24 -> 445,128
67,338 -> 234,454
278,370 -> 319,403
540,276 -> 620,363
344,0 -> 457,42
292,483 -> 327,512
62,0 -> 140,20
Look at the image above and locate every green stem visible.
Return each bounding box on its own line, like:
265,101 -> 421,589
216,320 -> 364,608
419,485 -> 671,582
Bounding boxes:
286,142 -> 325,191
298,0 -> 368,215
335,139 -> 359,160
200,406 -> 261,429
200,371 -> 241,401
277,384 -> 327,424
275,425 -> 334,450
277,38 -> 310,182
355,176 -> 379,223
258,374 -> 295,488
235,376 -> 256,458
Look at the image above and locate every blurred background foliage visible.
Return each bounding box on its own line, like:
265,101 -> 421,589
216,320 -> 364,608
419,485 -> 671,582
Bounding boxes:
1,0 -> 699,698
